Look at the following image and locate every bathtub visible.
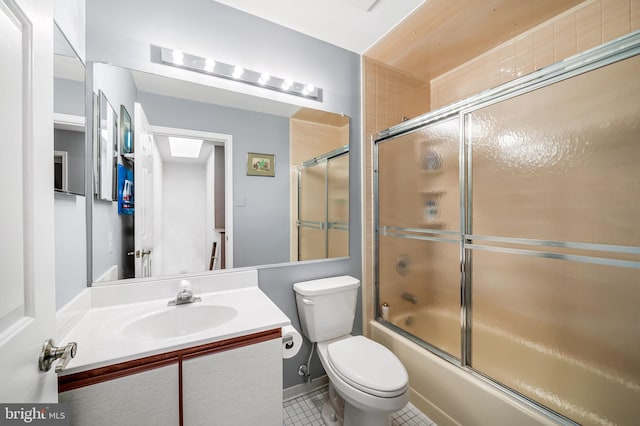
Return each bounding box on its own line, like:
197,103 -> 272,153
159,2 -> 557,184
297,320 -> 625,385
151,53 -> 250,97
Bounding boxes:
370,308 -> 639,426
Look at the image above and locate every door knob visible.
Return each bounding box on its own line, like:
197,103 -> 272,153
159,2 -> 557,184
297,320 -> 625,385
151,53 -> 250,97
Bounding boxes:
39,339 -> 77,373
129,249 -> 152,258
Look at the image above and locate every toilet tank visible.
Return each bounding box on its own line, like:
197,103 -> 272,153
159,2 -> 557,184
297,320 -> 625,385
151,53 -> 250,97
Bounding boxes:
293,276 -> 360,342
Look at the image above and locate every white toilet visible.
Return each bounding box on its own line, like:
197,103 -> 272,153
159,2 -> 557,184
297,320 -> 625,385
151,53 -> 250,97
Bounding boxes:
294,276 -> 409,426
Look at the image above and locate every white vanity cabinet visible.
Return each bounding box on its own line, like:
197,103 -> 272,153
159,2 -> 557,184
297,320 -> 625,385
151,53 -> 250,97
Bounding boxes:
59,361 -> 180,425
182,338 -> 283,425
59,329 -> 282,426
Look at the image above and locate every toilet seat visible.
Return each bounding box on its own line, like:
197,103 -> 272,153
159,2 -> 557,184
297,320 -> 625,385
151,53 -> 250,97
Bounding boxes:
327,336 -> 408,398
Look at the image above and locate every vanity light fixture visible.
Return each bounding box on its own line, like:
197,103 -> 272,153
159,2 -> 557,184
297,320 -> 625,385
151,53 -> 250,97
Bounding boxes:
168,137 -> 203,159
156,46 -> 322,101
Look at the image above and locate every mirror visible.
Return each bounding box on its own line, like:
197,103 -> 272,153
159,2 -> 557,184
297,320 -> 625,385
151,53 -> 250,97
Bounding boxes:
53,23 -> 85,195
53,22 -> 87,308
90,64 -> 350,284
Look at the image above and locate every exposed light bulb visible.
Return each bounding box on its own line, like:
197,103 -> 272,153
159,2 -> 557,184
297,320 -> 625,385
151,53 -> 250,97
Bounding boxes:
258,72 -> 270,85
232,66 -> 244,79
281,79 -> 293,90
204,58 -> 216,72
172,50 -> 184,65
305,83 -> 315,93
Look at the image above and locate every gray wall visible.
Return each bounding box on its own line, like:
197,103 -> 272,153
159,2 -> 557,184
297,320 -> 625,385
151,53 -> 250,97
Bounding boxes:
54,129 -> 85,195
138,91 -> 291,267
54,77 -> 85,117
86,0 -> 361,388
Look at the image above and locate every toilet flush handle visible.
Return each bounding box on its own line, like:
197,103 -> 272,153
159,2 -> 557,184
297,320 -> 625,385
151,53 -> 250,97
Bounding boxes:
302,298 -> 314,305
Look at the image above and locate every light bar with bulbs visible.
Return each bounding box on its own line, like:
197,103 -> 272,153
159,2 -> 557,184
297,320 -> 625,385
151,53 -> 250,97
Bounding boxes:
156,46 -> 322,101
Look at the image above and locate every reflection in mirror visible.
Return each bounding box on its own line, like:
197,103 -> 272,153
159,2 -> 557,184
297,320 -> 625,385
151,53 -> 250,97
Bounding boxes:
90,64 -> 349,285
53,22 -> 87,308
96,91 -> 118,201
53,23 -> 85,196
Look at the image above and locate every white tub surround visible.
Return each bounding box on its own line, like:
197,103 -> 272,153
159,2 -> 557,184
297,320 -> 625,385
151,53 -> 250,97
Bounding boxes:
55,268 -> 290,374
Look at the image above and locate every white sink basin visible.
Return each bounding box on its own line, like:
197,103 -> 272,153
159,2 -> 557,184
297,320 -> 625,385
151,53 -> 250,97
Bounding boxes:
122,305 -> 238,340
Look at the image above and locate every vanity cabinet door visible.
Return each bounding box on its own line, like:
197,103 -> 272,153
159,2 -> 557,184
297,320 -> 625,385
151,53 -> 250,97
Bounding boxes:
182,338 -> 283,425
59,362 -> 179,426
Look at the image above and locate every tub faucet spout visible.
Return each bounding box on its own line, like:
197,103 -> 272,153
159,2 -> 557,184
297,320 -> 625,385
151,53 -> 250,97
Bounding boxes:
401,292 -> 418,304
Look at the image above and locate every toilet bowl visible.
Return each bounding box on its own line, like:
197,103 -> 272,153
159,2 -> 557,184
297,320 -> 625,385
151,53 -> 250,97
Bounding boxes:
293,276 -> 409,426
318,336 -> 409,426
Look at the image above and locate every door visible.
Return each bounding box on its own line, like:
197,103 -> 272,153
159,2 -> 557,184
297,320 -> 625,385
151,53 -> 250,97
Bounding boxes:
134,103 -> 154,278
0,0 -> 57,402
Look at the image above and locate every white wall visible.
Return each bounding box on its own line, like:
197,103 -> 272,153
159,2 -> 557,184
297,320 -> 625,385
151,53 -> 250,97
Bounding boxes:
205,145 -> 217,269
151,142 -> 164,276
54,0 -> 85,63
161,162 -> 207,275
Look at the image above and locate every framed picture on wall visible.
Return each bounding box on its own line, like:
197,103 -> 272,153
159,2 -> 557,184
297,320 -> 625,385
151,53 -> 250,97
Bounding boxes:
120,105 -> 133,154
246,152 -> 275,177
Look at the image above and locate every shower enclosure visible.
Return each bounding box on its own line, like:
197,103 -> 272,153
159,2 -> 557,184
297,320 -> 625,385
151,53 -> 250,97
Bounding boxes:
297,147 -> 349,261
374,33 -> 640,426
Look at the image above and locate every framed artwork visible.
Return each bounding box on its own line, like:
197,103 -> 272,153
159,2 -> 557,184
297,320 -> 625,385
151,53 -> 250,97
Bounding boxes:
120,105 -> 133,154
246,152 -> 275,177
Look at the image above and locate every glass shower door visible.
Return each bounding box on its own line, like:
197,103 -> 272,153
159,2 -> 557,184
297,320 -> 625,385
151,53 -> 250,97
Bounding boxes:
327,153 -> 349,258
376,118 -> 462,359
467,53 -> 640,426
298,161 -> 327,260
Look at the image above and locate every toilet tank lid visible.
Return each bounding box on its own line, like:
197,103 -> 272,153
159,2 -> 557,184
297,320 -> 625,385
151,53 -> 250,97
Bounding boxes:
293,275 -> 360,296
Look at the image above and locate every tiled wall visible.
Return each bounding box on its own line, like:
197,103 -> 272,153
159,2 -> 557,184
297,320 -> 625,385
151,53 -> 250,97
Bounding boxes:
362,58 -> 430,331
431,0 -> 640,109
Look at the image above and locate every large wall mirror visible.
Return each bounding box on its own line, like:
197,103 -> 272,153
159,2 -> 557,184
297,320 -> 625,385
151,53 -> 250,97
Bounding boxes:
91,64 -> 350,284
53,22 -> 87,308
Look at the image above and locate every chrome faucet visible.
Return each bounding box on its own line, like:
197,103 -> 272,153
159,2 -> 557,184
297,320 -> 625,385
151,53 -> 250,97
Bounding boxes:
168,280 -> 202,306
401,292 -> 418,304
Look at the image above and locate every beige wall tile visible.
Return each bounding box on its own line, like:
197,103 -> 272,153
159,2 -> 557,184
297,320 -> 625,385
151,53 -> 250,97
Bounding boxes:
576,0 -> 604,52
497,41 -> 517,84
515,33 -> 535,77
533,24 -> 555,69
633,0 -> 640,30
554,13 -> 578,61
603,0 -> 631,41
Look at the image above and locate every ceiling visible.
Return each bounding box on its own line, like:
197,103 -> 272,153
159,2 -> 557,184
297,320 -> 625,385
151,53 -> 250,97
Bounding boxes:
212,0 -> 427,53
364,0 -> 585,80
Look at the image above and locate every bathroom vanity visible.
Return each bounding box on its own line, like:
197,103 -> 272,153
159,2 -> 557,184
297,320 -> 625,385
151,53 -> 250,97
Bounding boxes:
55,269 -> 289,425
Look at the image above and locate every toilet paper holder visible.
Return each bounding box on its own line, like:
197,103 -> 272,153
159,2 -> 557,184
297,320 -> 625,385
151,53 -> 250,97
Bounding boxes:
283,334 -> 294,349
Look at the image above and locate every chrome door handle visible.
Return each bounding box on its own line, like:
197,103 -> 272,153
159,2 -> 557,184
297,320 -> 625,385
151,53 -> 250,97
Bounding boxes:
129,249 -> 152,258
39,339 -> 78,373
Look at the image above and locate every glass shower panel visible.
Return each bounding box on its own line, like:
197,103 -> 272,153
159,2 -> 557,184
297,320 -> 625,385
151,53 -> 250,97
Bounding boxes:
378,118 -> 460,231
469,55 -> 640,246
470,249 -> 640,426
378,235 -> 461,359
327,153 -> 349,258
298,161 -> 327,260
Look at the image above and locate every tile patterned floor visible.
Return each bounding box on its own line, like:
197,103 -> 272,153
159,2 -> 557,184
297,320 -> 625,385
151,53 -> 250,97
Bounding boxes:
283,385 -> 436,426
